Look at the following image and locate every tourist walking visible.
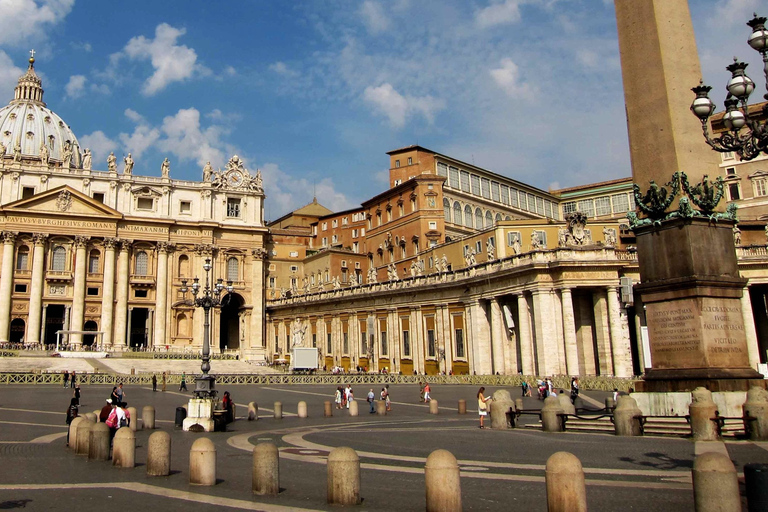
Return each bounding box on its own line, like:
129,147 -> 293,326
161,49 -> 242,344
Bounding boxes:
110,386 -> 120,404
73,384 -> 81,406
70,371 -> 77,388
99,399 -> 113,423
385,384 -> 391,411
180,372 -> 188,391
477,387 -> 492,429
63,370 -> 69,388
65,397 -> 78,446
423,383 -> 431,402
345,385 -> 354,408
367,389 -> 376,413
419,382 -> 425,402
115,383 -> 125,403
570,377 -> 579,405
334,387 -> 343,409
152,374 -> 157,392
161,372 -> 167,392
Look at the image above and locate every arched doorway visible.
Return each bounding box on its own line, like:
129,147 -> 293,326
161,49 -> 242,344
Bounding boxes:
83,320 -> 98,348
44,305 -> 65,347
219,293 -> 244,351
10,318 -> 25,344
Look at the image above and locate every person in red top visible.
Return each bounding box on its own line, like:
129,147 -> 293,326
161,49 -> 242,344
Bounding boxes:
423,383 -> 431,402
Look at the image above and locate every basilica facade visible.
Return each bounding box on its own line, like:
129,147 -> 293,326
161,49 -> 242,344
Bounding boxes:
0,56 -> 268,360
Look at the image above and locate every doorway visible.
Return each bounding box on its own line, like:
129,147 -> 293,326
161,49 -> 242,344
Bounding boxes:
83,320 -> 98,348
10,318 -> 25,344
219,293 -> 244,351
130,308 -> 149,348
44,304 -> 65,347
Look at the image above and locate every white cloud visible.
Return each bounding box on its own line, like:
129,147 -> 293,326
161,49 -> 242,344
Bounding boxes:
224,66 -> 237,76
79,131 -> 118,168
360,1 -> 390,34
489,58 -> 534,98
363,83 -> 444,128
0,0 -> 74,45
0,51 -> 24,97
70,41 -> 92,52
90,83 -> 110,94
260,162 -> 355,219
157,108 -> 228,167
475,0 -> 524,28
64,74 -> 86,99
118,109 -> 160,159
113,23 -> 206,96
269,61 -> 299,77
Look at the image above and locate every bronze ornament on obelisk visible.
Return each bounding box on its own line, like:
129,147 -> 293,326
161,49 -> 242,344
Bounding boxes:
614,0 -> 764,391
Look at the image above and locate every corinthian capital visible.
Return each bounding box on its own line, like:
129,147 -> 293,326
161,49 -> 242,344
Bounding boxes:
1,231 -> 18,244
74,235 -> 90,248
31,232 -> 49,245
103,237 -> 118,249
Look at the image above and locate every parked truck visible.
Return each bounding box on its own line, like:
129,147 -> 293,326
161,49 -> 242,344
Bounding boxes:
291,347 -> 319,373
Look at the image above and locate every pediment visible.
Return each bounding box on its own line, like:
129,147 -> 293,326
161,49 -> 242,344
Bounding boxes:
748,170 -> 768,179
132,186 -> 162,197
2,185 -> 123,219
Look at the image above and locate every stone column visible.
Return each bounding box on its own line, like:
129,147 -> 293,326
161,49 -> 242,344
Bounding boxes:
0,231 -> 17,343
593,291 -> 614,376
250,248 -> 267,353
153,242 -> 171,348
69,236 -> 89,347
606,286 -> 632,378
100,238 -> 117,348
517,293 -> 535,375
532,289 -> 561,376
740,287 -> 761,370
113,240 -> 131,348
388,308 -> 400,373
472,300 -> 493,374
412,307 -> 424,374
26,233 -> 48,344
126,307 -> 134,348
39,306 -> 47,344
489,298 -> 506,375
440,305 -> 453,374
561,288 -> 579,376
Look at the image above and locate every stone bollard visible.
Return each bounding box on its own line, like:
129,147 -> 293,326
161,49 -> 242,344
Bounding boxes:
88,423 -> 111,461
546,451 -> 587,512
327,447 -> 360,505
541,396 -> 564,432
273,402 -> 282,420
126,407 -> 137,432
189,438 -> 217,486
744,386 -> 768,441
490,390 -> 515,429
84,412 -> 97,423
425,449 -> 462,512
142,406 -> 155,430
92,410 -> 101,422
68,416 -> 84,449
614,395 -> 643,436
297,401 -> 308,418
112,427 -> 135,468
76,419 -> 94,456
252,443 -> 279,496
692,452 -> 740,512
458,399 -> 466,414
146,431 -> 171,476
690,387 -> 720,441
429,399 -> 439,415
557,394 -> 576,415
324,401 -> 333,417
376,400 -> 387,415
515,398 -> 524,413
349,400 -> 359,417
248,402 -> 258,421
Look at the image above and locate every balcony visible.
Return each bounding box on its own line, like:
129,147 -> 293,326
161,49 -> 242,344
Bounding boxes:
130,274 -> 156,287
45,270 -> 72,282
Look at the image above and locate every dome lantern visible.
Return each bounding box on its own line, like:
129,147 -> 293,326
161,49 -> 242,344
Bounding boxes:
12,50 -> 45,107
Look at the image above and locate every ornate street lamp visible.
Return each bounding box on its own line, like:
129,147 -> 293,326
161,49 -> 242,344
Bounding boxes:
691,13 -> 768,160
179,258 -> 233,399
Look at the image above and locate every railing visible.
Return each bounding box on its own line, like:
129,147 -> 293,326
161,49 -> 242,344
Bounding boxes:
0,371 -> 636,390
736,245 -> 768,258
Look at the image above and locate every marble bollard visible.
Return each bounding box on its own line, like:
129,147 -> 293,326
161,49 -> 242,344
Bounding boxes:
425,449 -> 461,512
142,406 -> 155,430
297,401 -> 308,418
558,394 -> 576,415
458,399 -> 466,414
376,400 -> 387,415
327,447 -> 360,505
546,452 -> 587,512
146,431 -> 171,476
88,423 -> 110,461
690,387 -> 719,442
744,386 -> 768,441
349,400 -> 359,417
429,400 -> 439,415
76,419 -> 94,456
112,427 -> 135,468
614,395 -> 643,436
324,401 -> 333,417
127,407 -> 138,432
252,443 -> 279,496
692,452 -> 740,512
273,402 -> 283,420
68,416 -> 84,450
189,437 -> 216,486
248,401 -> 258,421
541,396 -> 564,433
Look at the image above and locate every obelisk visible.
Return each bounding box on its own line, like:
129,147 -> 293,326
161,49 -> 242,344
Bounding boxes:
614,0 -> 764,391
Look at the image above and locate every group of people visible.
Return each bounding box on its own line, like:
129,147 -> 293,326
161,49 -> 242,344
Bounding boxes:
365,386 -> 392,413
65,382 -> 131,447
334,385 -> 355,409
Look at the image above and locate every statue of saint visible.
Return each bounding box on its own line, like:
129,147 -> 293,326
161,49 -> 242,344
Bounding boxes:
82,149 -> 92,170
486,238 -> 495,261
61,141 -> 72,168
733,224 -> 742,246
123,153 -> 134,175
39,143 -> 48,166
13,141 -> 22,162
0,142 -> 6,158
202,161 -> 213,182
107,152 -> 117,173
161,157 -> 170,178
367,267 -> 377,284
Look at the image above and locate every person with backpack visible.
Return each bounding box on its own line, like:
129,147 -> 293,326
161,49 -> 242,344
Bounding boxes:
65,397 -> 78,446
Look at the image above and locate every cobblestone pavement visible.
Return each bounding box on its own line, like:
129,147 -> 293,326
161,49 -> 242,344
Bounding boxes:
1,382 -> 766,511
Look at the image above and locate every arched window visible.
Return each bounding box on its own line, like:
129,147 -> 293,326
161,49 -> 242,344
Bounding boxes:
16,245 -> 29,271
135,251 -> 148,276
453,202 -> 462,225
485,211 -> 493,228
495,213 -> 502,223
178,255 -> 189,277
475,208 -> 483,229
464,205 -> 473,228
52,246 -> 66,271
227,257 -> 239,281
505,215 -> 512,221
177,313 -> 188,337
88,249 -> 100,274
443,198 -> 451,222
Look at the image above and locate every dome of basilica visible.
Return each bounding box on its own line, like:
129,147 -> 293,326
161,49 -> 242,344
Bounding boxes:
0,54 -> 82,168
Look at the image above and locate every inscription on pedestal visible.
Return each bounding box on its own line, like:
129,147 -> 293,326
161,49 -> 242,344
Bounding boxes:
647,297 -> 749,370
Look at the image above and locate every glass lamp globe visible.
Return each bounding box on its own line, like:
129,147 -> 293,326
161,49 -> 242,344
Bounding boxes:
691,96 -> 715,120
726,73 -> 755,100
723,108 -> 746,131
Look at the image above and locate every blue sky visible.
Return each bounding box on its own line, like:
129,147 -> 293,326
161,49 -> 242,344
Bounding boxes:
0,0 -> 762,220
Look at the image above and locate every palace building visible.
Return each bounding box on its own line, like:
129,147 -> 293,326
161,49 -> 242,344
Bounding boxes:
0,56 -> 268,360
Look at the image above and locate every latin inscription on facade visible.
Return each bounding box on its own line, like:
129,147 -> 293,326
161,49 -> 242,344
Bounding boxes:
6,216 -> 113,229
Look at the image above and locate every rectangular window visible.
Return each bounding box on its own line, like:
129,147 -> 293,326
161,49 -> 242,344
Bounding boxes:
729,183 -> 741,200
322,237 -> 327,247
454,314 -> 465,358
470,174 -> 480,196
437,162 -> 447,177
563,201 -> 577,215
88,254 -> 99,274
87,287 -> 99,296
536,196 -> 544,215
544,201 -> 553,219
519,192 -> 527,211
500,185 -> 510,205
401,316 -> 410,357
327,332 -> 332,354
322,222 -> 327,231
93,192 -> 105,203
380,331 -> 388,356
343,332 -> 349,354
395,160 -> 400,168
269,277 -> 275,288
507,231 -> 521,246
577,199 -> 595,218
226,198 -> 241,217
14,283 -> 27,293
332,219 -> 338,228
534,230 -> 548,247
755,179 -> 768,197
137,197 -> 154,210
22,186 -> 35,199
460,171 -> 471,192
611,194 -> 629,214
722,152 -> 735,161
274,334 -> 279,354
180,200 -> 191,214
426,316 -> 436,357
135,289 -> 148,298
429,221 -> 437,230
332,235 -> 338,244
528,193 -> 537,212
352,241 -> 359,253
481,178 -> 491,199
360,321 -> 368,354
491,182 -> 500,202
509,187 -> 519,207
290,265 -> 298,272
342,217 -> 348,225
407,157 -> 412,165
595,196 -> 612,216
312,333 -> 317,348
448,166 -> 460,188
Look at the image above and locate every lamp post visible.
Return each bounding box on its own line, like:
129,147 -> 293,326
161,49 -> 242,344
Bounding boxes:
179,258 -> 233,399
690,13 -> 768,161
